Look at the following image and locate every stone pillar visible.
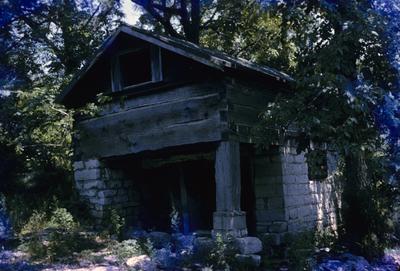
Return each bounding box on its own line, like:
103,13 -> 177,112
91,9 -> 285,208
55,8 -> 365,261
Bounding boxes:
213,141 -> 247,238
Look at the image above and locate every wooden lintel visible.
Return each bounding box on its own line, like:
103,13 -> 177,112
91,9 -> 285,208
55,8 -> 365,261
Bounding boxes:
142,152 -> 214,169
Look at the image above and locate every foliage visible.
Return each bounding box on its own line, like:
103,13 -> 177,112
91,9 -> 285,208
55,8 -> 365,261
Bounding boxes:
49,207 -> 76,230
21,207 -> 77,235
0,0 -> 122,189
101,208 -> 126,240
253,0 -> 398,257
373,0 -> 400,182
20,210 -> 48,236
170,205 -> 181,233
341,152 -> 396,259
18,206 -> 99,261
112,239 -> 147,263
206,234 -> 234,270
0,0 -> 123,238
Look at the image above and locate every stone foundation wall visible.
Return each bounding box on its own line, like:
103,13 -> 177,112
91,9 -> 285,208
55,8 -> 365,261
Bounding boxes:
254,143 -> 341,242
254,147 -> 287,240
280,142 -> 340,234
73,159 -> 140,225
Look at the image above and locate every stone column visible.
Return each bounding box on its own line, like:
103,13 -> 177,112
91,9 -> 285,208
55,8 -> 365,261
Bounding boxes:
213,141 -> 247,238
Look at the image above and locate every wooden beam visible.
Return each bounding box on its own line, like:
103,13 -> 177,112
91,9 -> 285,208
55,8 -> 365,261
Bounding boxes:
142,152 -> 213,169
214,141 -> 241,211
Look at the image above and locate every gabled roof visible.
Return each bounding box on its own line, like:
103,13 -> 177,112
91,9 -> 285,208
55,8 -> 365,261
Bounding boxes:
57,25 -> 294,104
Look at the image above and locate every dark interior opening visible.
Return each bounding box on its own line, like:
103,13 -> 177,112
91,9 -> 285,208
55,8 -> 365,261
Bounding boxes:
119,48 -> 152,88
130,159 -> 215,233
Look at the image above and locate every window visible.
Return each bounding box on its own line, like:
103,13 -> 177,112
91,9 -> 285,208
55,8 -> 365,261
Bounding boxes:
112,46 -> 162,92
307,149 -> 328,180
119,48 -> 152,88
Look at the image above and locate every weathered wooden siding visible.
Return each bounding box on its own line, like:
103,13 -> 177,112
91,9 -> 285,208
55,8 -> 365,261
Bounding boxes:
226,79 -> 276,143
75,82 -> 227,159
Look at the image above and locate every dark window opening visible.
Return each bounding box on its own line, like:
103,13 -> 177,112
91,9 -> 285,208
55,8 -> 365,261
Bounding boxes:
307,149 -> 328,180
119,48 -> 152,88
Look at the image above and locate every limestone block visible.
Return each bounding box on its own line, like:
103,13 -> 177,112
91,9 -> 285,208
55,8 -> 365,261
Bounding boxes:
74,168 -> 101,181
73,161 -> 84,170
283,175 -> 296,185
84,159 -> 101,169
83,180 -> 104,190
235,237 -> 263,254
268,197 -> 284,209
94,204 -> 104,211
235,254 -> 261,267
98,190 -> 117,198
75,180 -> 84,190
256,209 -> 285,222
282,154 -> 295,163
255,220 -> 270,231
81,189 -> 97,198
294,153 -> 306,164
213,211 -> 247,231
289,208 -> 298,220
269,221 -> 288,233
89,196 -> 110,206
296,174 -> 309,184
288,222 -> 301,233
255,198 -> 266,210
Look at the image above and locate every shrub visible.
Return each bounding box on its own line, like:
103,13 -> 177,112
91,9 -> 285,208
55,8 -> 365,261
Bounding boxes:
49,207 -> 76,230
207,234 -> 234,270
112,239 -> 144,263
102,208 -> 125,239
19,207 -> 97,261
20,210 -> 48,235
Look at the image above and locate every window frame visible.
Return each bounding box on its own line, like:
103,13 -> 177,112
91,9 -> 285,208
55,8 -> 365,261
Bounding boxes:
111,45 -> 163,92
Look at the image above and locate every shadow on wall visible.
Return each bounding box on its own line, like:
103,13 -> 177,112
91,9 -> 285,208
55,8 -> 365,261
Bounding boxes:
307,151 -> 342,234
280,140 -> 342,235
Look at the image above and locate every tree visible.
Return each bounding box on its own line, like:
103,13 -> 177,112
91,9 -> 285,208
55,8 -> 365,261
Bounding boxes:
257,0 -> 398,257
373,0 -> 400,183
0,0 -> 122,192
132,0 -> 201,43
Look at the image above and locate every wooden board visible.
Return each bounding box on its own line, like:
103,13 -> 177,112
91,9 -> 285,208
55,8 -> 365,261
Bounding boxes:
75,84 -> 226,159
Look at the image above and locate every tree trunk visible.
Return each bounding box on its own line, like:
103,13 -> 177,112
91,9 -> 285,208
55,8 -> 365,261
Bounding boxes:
132,0 -> 201,44
342,150 -> 369,253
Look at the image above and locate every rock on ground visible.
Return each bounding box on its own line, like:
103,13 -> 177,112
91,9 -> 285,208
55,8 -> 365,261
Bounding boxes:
313,251 -> 400,271
126,255 -> 157,271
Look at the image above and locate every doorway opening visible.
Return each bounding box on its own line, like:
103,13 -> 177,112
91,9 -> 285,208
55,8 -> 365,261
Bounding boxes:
130,158 -> 216,233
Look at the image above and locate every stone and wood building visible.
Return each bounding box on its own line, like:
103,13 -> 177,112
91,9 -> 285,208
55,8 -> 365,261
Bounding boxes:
57,26 -> 340,246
